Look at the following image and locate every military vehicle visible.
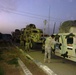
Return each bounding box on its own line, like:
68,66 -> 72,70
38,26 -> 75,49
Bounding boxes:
12,29 -> 21,43
54,33 -> 76,62
20,28 -> 26,46
20,24 -> 44,49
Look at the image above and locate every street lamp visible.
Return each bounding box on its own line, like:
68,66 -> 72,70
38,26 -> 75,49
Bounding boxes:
43,20 -> 47,37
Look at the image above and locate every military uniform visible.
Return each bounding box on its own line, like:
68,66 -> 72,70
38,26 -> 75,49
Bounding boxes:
44,36 -> 56,63
25,36 -> 30,51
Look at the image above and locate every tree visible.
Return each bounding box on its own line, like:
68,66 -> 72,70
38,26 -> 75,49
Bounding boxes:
0,32 -> 2,39
59,20 -> 76,33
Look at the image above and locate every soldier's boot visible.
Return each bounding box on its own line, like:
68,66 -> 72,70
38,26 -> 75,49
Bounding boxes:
48,59 -> 51,63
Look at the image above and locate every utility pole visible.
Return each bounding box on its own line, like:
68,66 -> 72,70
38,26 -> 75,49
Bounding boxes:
48,6 -> 50,35
43,20 -> 47,38
53,22 -> 56,34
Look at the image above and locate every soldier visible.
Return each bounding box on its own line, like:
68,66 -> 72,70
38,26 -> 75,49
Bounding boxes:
25,35 -> 31,52
42,39 -> 45,53
20,34 -> 24,46
25,38 -> 29,51
44,34 -> 56,63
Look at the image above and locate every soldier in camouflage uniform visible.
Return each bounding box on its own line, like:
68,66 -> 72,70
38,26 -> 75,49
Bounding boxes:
25,37 -> 29,51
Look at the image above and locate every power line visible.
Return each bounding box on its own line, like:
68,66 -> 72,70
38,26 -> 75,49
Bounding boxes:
0,2 -> 67,21
0,2 -> 67,22
0,2 -> 49,18
0,8 -> 47,20
0,0 -> 49,18
0,7 -> 66,22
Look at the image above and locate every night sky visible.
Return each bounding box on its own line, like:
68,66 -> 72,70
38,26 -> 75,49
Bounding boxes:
0,0 -> 76,34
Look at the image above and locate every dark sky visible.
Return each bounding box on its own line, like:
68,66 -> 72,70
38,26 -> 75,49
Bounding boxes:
0,0 -> 76,34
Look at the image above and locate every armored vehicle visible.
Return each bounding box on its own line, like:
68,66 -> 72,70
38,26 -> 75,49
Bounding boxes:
20,24 -> 44,49
24,28 -> 43,49
54,33 -> 76,62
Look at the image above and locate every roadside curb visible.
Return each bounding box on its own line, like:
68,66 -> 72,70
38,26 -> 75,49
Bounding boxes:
18,58 -> 33,75
26,54 -> 57,75
16,46 -> 57,75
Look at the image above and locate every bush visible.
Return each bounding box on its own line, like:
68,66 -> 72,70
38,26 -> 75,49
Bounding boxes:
7,58 -> 18,66
0,67 -> 4,75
